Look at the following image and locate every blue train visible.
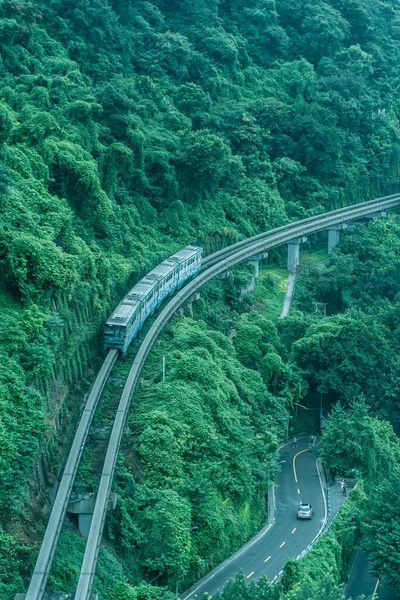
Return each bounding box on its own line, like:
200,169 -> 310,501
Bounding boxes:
104,245 -> 203,354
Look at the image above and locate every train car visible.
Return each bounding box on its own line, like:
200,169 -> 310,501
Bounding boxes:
105,245 -> 202,354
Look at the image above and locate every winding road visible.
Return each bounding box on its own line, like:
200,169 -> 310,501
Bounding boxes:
181,440 -> 326,599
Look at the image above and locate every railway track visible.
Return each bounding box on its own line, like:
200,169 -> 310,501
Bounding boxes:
201,191 -> 400,269
25,192 -> 400,600
25,349 -> 119,600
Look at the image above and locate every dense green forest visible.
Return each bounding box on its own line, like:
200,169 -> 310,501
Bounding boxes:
2,0 -> 400,598
44,217 -> 400,599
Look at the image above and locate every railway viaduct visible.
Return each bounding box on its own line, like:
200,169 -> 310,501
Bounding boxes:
20,193 -> 400,600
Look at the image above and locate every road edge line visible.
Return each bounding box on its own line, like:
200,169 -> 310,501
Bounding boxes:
180,521 -> 274,600
181,438 -> 314,598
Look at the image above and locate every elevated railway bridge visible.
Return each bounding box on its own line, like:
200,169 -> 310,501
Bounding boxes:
21,193 -> 400,600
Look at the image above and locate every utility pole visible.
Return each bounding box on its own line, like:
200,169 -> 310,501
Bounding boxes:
267,460 -> 286,523
315,302 -> 328,317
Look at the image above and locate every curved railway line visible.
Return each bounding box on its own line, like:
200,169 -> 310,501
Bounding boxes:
25,192 -> 400,600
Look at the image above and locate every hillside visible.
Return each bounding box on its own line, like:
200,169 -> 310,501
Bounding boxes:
1,0 -> 400,598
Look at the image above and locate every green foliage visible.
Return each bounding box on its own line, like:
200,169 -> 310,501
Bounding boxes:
110,582 -> 176,600
104,312 -> 281,589
281,560 -> 300,592
0,526 -> 28,599
320,400 -> 400,479
317,402 -> 400,591
0,355 -> 45,508
361,467 -> 400,590
292,310 -> 395,405
2,0 -> 400,595
49,529 -> 125,597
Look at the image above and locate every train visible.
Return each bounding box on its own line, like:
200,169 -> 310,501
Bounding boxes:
104,245 -> 203,354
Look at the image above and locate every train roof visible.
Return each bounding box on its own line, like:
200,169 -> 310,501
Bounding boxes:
170,245 -> 202,261
129,280 -> 157,299
106,245 -> 203,327
107,300 -> 140,326
146,261 -> 177,280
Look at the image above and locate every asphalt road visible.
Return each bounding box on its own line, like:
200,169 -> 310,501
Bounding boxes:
345,551 -> 397,600
181,440 -> 325,599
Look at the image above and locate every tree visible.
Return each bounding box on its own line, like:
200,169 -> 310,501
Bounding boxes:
319,400 -> 400,478
301,3 -> 350,63
176,129 -> 232,193
281,559 -> 300,592
0,152 -> 10,194
139,489 -> 192,583
292,310 -> 396,406
362,468 -> 400,590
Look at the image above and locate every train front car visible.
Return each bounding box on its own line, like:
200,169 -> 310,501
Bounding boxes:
104,300 -> 141,354
104,245 -> 203,354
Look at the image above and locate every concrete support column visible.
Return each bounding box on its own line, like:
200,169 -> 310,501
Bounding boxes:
366,210 -> 387,219
67,492 -> 117,538
248,259 -> 259,277
328,227 -> 340,254
287,237 -> 307,273
247,251 -> 268,278
216,270 -> 229,280
328,223 -> 347,254
187,292 -> 201,311
241,251 -> 268,297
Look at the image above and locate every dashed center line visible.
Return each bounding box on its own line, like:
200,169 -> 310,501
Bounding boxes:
297,488 -> 301,494
246,571 -> 255,579
280,541 -> 286,548
264,556 -> 271,563
291,527 -> 296,534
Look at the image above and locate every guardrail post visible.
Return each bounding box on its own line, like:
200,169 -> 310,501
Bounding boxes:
287,237 -> 307,273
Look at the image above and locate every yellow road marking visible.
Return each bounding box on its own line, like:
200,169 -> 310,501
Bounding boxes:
372,578 -> 380,600
264,556 -> 271,563
297,488 -> 301,494
246,571 -> 255,579
293,448 -> 309,483
280,542 -> 286,548
291,528 -> 296,534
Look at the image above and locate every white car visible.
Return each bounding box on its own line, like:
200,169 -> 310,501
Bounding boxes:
297,503 -> 314,519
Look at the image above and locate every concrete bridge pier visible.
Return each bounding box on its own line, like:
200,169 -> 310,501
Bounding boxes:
366,210 -> 387,219
247,251 -> 268,278
328,223 -> 347,254
241,251 -> 268,296
216,270 -> 229,280
67,492 -> 117,538
187,292 -> 201,311
287,237 -> 307,273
